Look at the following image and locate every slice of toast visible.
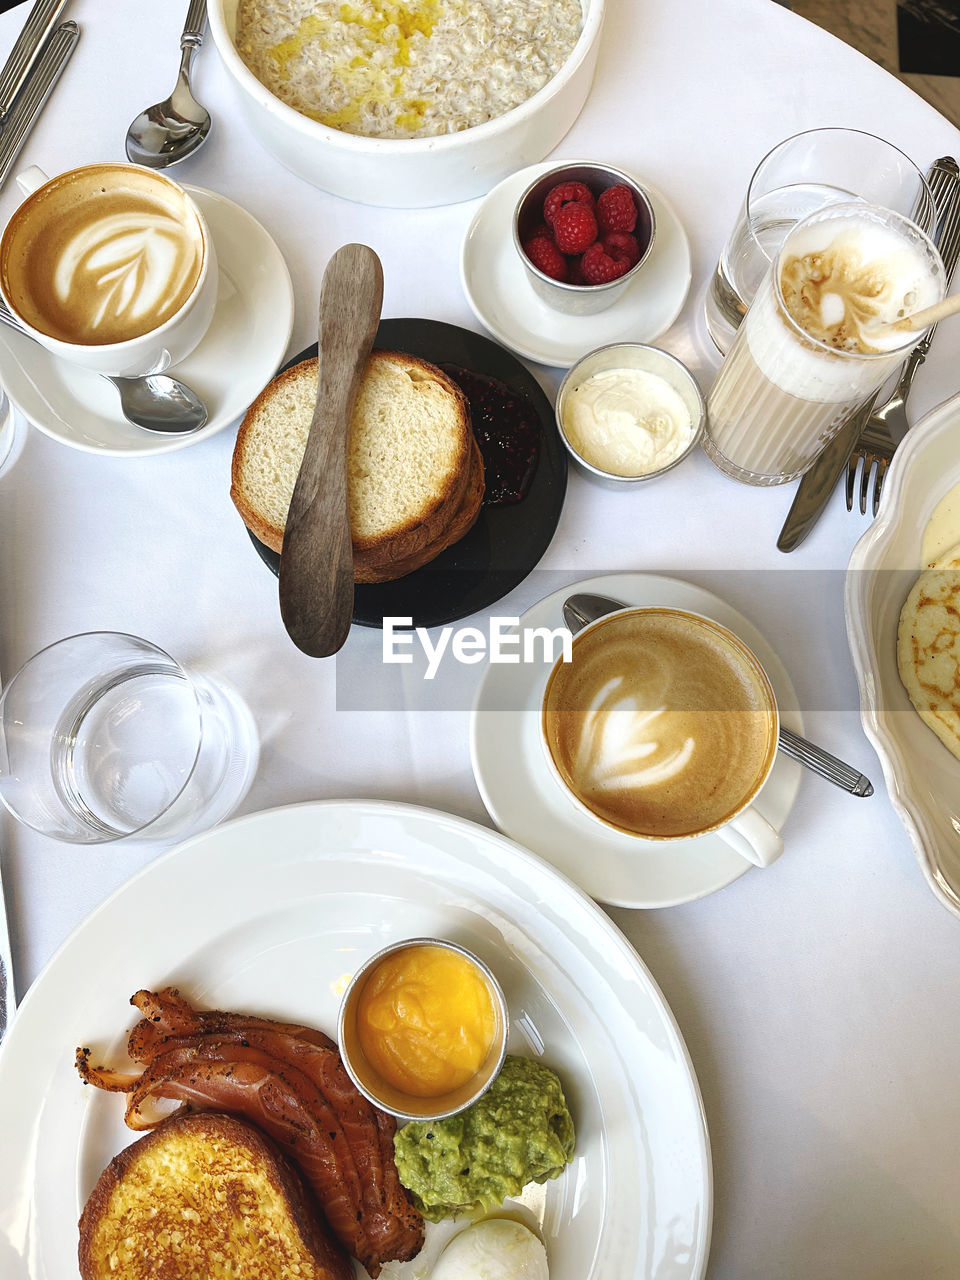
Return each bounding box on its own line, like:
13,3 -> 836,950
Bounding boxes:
78,1111 -> 353,1280
354,437 -> 485,582
231,350 -> 479,580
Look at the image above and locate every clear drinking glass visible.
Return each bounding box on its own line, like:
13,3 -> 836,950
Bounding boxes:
0,632 -> 259,844
704,128 -> 934,354
703,202 -> 945,486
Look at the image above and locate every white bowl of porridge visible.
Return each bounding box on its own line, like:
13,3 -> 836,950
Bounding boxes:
207,0 -> 604,207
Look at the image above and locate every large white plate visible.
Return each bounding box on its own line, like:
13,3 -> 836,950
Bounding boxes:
471,573 -> 804,908
0,800 -> 711,1280
846,391 -> 960,921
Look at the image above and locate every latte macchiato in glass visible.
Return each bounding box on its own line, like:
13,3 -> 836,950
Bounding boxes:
541,608 -> 778,840
704,202 -> 945,486
0,163 -> 206,346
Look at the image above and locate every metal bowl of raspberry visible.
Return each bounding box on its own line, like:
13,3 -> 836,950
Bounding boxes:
513,162 -> 657,315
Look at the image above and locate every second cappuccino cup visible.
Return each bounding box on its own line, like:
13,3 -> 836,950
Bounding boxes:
540,607 -> 784,868
0,162 -> 218,377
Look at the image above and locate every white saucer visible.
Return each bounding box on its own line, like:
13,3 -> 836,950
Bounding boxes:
0,186 -> 294,456
470,572 -> 804,908
460,163 -> 692,368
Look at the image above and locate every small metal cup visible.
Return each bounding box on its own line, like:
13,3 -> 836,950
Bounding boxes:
338,936 -> 509,1122
555,342 -> 706,488
513,162 -> 656,315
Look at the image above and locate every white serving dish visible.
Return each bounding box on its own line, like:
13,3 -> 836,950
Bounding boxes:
207,0 -> 604,207
845,391 -> 960,921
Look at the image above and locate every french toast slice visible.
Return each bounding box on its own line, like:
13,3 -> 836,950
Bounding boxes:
78,1110 -> 354,1280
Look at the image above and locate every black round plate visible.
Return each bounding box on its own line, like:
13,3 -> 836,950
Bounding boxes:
248,318 -> 567,629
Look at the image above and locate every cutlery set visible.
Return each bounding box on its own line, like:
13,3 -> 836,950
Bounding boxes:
779,156 -> 960,549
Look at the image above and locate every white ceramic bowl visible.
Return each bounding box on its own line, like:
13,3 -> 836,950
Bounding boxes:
845,391 -> 960,920
207,0 -> 605,207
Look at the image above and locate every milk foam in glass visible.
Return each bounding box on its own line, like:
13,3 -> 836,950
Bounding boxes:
703,202 -> 945,486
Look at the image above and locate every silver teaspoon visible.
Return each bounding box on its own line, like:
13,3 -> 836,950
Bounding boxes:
0,304 -> 208,434
562,591 -> 874,798
125,0 -> 210,168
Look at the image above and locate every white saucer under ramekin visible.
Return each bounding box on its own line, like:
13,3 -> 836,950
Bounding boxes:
846,391 -> 960,922
0,186 -> 294,456
460,162 -> 692,368
470,572 -> 803,909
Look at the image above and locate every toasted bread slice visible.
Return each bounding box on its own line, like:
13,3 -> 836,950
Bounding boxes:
78,1111 -> 353,1280
231,350 -> 478,574
354,437 -> 485,582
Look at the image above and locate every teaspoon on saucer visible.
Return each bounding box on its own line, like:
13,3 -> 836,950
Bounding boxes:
125,0 -> 211,169
562,591 -> 875,798
0,303 -> 208,434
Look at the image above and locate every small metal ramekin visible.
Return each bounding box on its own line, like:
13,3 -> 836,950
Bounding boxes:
555,342 -> 706,488
513,161 -> 656,315
338,936 -> 509,1122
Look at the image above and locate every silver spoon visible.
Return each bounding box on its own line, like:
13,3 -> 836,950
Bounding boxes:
125,0 -> 210,169
0,304 -> 208,433
563,591 -> 875,798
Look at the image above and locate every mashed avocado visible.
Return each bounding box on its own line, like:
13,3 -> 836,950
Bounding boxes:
393,1055 -> 575,1222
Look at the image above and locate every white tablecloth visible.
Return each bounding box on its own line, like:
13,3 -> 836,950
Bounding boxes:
1,0 -> 959,1274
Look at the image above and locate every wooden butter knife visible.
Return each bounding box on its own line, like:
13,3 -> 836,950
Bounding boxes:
279,243 -> 383,657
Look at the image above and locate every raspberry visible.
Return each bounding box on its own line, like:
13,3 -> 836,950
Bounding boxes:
526,221 -> 552,243
602,231 -> 641,267
567,255 -> 587,286
543,180 -> 595,228
597,184 -> 638,234
523,235 -> 568,281
581,241 -> 631,284
553,202 -> 598,254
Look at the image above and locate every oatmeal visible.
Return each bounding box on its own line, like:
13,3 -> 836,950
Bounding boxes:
235,0 -> 584,139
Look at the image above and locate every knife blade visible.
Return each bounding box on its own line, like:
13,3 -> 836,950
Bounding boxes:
777,157 -> 959,551
0,19 -> 78,190
0,0 -> 69,128
776,391 -> 880,552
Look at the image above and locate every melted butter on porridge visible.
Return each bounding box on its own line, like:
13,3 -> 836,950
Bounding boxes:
235,0 -> 583,139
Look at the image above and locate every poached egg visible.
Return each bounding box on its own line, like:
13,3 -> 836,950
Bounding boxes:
430,1219 -> 549,1280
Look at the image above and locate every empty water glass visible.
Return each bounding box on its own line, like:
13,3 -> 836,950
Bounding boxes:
0,632 -> 259,844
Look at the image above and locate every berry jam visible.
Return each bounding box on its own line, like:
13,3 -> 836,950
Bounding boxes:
440,364 -> 540,505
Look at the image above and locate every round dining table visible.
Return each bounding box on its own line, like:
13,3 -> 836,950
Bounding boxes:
1,0 -> 959,1275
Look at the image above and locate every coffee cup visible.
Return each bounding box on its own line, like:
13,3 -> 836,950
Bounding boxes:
540,606 -> 784,867
0,162 -> 218,377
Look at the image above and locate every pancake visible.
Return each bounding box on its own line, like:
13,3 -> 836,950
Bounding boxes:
897,566 -> 960,762
932,541 -> 960,570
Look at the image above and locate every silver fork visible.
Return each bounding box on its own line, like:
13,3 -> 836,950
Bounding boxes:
846,158 -> 960,516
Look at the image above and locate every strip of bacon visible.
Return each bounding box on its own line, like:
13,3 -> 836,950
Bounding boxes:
77,991 -> 425,1277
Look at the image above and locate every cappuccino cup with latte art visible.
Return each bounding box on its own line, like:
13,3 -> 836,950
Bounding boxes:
541,607 -> 783,867
0,163 -> 218,377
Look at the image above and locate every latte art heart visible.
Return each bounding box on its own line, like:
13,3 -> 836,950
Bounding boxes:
575,679 -> 696,792
543,609 -> 777,839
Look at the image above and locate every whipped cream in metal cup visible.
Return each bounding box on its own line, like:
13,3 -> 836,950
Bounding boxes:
556,343 -> 705,487
513,162 -> 655,316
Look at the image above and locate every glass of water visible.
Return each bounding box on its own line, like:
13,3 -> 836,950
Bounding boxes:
0,633 -> 259,844
704,127 -> 933,354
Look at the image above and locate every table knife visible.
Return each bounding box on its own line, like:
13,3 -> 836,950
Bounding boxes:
777,157 -> 959,552
0,19 -> 78,190
0,0 -> 69,128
